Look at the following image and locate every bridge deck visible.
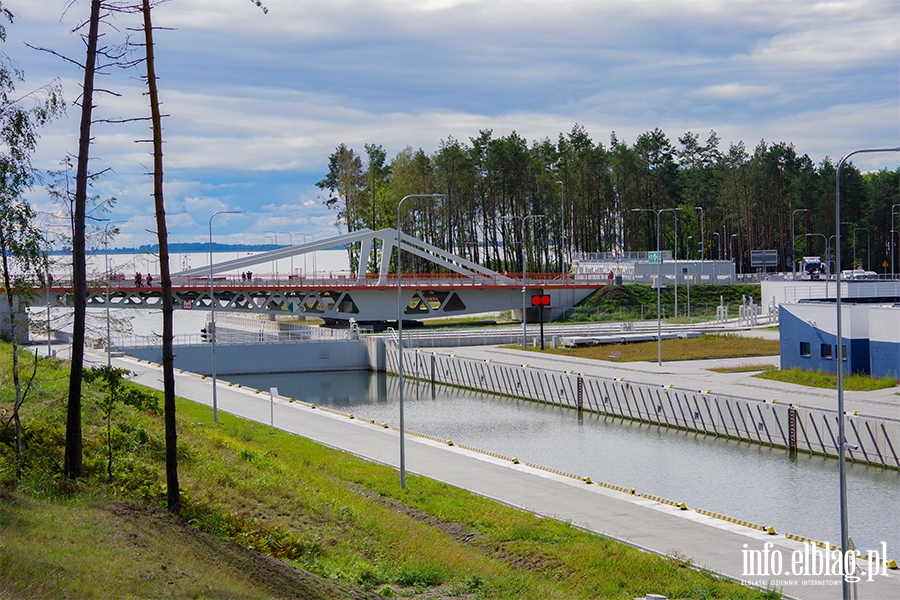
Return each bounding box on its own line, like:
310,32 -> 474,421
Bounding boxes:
41,273 -> 606,322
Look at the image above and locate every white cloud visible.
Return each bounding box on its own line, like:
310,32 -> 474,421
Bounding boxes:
182,196 -> 239,216
5,0 -> 897,247
692,83 -> 778,100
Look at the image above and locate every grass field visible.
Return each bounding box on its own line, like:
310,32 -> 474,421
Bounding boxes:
528,334 -> 898,392
0,343 -> 780,599
754,368 -> 898,391
529,333 -> 781,362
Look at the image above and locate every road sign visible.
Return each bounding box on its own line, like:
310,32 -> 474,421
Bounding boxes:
648,251 -> 661,264
751,249 -> 778,268
181,299 -> 193,310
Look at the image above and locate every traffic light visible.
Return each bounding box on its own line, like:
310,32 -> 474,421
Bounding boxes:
531,294 -> 551,307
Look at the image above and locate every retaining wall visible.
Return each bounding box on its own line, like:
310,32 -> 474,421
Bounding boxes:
385,344 -> 900,469
123,338 -> 369,375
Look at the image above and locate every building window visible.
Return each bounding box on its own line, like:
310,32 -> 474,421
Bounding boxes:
841,345 -> 847,361
800,342 -> 811,357
821,343 -> 833,360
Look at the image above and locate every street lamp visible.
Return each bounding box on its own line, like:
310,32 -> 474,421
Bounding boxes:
855,227 -> 869,271
209,210 -> 242,423
892,230 -> 899,279
892,204 -> 900,278
503,213 -> 545,350
672,210 -> 681,318
829,235 -> 837,275
712,231 -> 721,260
730,234 -> 739,280
834,147 -> 899,600
266,231 -> 278,280
278,232 -> 294,276
103,220 -> 128,367
694,206 -> 704,261
791,208 -> 809,278
557,180 -> 566,267
299,233 -> 317,277
397,193 -> 446,489
632,207 -> 680,366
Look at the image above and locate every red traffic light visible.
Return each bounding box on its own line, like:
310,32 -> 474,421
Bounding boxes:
531,294 -> 551,307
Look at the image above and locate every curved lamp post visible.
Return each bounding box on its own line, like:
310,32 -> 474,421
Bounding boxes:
632,207 -> 680,365
834,147 -> 899,600
503,213 -> 545,350
266,231 -> 278,280
397,193 -> 446,488
893,205 -> 900,279
806,232 -> 828,272
855,227 -> 869,271
892,229 -> 899,279
278,231 -> 294,276
209,210 -> 241,423
103,220 -> 128,367
791,208 -> 809,278
730,234 -> 739,280
695,206 -> 704,261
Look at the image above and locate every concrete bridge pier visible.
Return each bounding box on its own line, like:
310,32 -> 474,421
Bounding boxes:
0,298 -> 29,344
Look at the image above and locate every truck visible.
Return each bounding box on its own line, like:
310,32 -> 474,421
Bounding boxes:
801,256 -> 824,280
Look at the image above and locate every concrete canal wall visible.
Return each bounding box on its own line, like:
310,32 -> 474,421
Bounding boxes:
122,333 -> 900,469
124,338 -> 369,375
385,343 -> 900,470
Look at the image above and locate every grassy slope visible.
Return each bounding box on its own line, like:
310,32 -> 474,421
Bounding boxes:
563,283 -> 762,321
0,346 -> 779,599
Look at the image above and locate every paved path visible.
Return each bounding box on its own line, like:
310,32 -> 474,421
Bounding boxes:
431,338 -> 900,421
81,347 -> 900,600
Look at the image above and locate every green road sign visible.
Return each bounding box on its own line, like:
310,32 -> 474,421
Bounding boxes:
648,251 -> 662,264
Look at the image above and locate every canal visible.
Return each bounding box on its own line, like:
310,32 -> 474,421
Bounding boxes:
231,369 -> 900,555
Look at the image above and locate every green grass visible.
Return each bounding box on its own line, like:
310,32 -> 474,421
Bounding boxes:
561,283 -> 762,323
754,368 -> 898,391
526,334 -> 780,362
0,343 -> 779,599
709,364 -> 779,373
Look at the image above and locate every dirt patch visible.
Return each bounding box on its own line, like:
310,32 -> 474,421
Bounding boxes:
349,484 -> 484,548
348,486 -> 566,578
104,501 -> 379,600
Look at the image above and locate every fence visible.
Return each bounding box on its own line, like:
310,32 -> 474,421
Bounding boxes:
385,346 -> 900,469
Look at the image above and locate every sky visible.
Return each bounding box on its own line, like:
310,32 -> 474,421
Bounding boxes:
5,0 -> 900,248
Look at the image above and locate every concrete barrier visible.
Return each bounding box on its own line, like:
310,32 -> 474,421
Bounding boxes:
385,344 -> 900,469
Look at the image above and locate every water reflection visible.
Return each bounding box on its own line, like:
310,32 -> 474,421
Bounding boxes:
231,370 -> 899,553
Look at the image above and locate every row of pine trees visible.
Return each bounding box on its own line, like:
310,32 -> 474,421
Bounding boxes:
317,126 -> 899,274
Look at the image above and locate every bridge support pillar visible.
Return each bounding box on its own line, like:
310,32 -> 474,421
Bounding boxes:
0,297 -> 30,344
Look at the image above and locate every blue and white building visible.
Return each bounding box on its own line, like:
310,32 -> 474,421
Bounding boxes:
779,302 -> 900,379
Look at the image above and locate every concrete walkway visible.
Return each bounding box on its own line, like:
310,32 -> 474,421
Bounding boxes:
432,339 -> 899,422
81,347 -> 900,600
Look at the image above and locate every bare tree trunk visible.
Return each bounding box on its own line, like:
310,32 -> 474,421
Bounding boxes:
65,0 -> 102,480
0,228 -> 23,475
141,0 -> 179,514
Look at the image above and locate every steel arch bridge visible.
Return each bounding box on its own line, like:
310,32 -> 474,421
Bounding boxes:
45,228 -> 603,323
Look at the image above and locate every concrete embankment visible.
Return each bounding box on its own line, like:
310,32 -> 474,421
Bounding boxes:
85,349 -> 900,600
385,343 -> 900,470
122,329 -> 900,469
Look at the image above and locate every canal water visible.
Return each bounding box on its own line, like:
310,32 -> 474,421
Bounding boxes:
230,370 -> 900,556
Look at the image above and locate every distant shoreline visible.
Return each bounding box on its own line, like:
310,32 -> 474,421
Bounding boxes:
53,243 -> 349,255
